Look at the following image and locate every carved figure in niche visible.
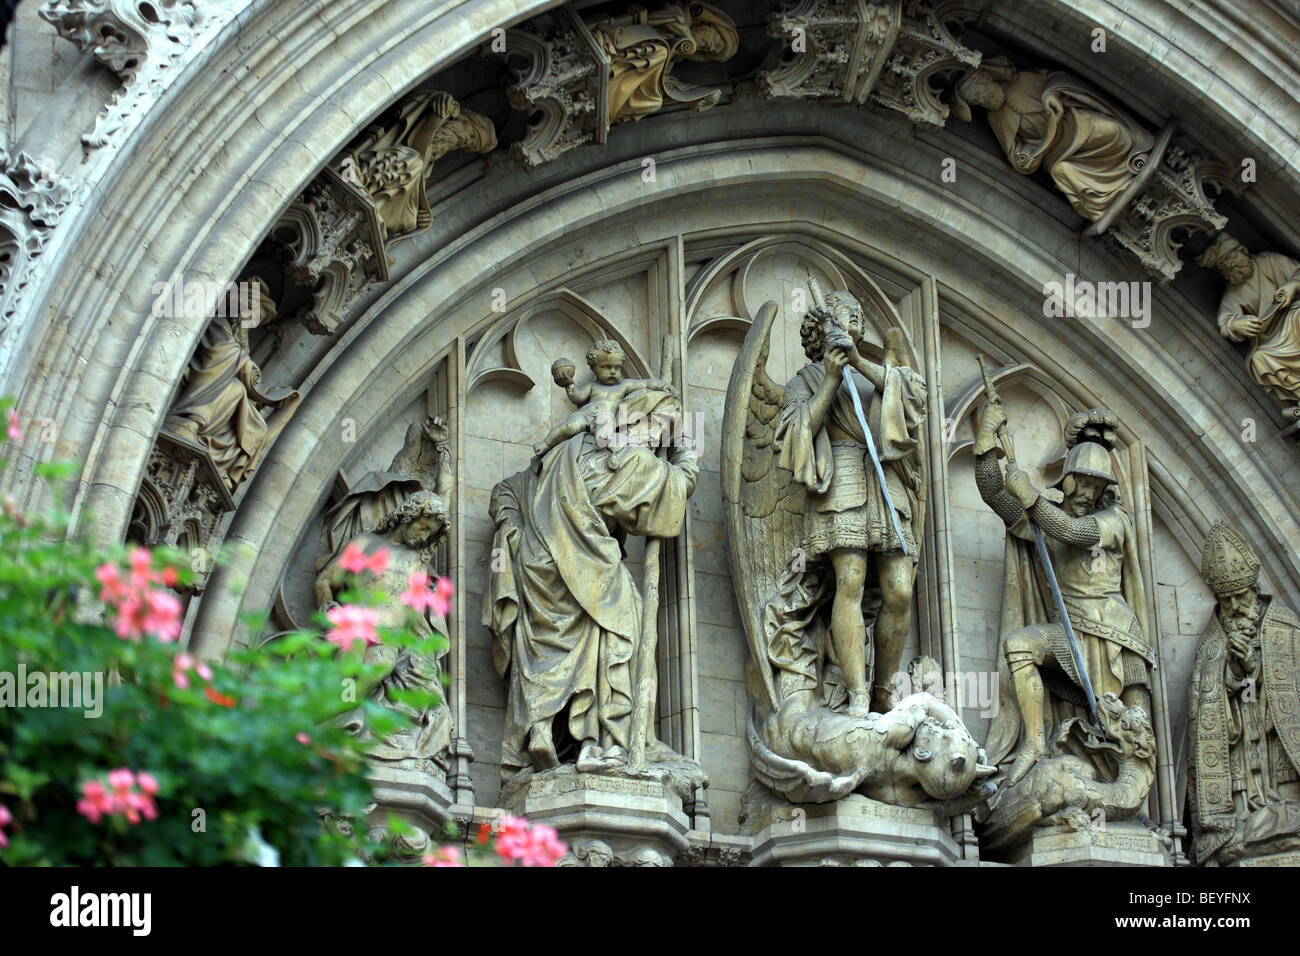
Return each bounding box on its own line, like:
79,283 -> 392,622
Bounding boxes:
587,3 -> 741,125
316,416 -> 452,574
724,295 -> 991,810
532,340 -> 677,468
1197,234 -> 1300,416
1188,522 -> 1300,866
775,283 -> 926,715
483,350 -> 702,793
343,90 -> 496,240
313,488 -> 452,768
950,57 -> 1154,222
975,406 -> 1153,789
163,278 -> 299,491
980,692 -> 1157,850
311,416 -> 455,769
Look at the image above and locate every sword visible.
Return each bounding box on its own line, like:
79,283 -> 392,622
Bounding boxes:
977,354 -> 1100,725
806,269 -> 908,556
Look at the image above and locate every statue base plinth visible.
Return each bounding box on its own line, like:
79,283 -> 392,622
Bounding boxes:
1001,822 -> 1172,867
1229,850 -> 1300,867
366,763 -> 455,842
745,792 -> 965,867
501,765 -> 691,866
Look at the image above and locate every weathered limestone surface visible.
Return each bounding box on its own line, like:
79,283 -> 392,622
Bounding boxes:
3,0 -> 1300,865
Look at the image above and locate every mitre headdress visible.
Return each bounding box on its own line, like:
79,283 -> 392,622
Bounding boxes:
1199,521 -> 1261,596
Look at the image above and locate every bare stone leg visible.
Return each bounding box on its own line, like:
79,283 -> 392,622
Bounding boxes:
870,552 -> 917,713
830,548 -> 869,715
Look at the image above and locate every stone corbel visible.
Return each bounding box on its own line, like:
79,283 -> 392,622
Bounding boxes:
132,436 -> 235,592
1087,128 -> 1246,282
870,0 -> 982,127
759,0 -> 981,125
759,0 -> 903,104
267,167 -> 389,337
0,149 -> 72,336
487,5 -> 609,171
39,0 -> 237,152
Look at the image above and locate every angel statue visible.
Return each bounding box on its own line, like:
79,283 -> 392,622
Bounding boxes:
722,288 -> 992,810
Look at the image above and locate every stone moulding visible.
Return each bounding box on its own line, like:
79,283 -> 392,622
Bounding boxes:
746,793 -> 966,867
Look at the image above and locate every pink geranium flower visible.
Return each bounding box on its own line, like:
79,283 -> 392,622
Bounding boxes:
95,563 -> 131,605
325,604 -> 381,652
7,409 -> 22,442
431,576 -> 455,619
296,732 -> 311,745
422,846 -> 465,867
96,549 -> 185,643
338,544 -> 389,577
172,653 -> 213,689
400,570 -> 436,614
79,770 -> 159,826
128,547 -> 157,588
492,815 -> 567,867
144,589 -> 183,642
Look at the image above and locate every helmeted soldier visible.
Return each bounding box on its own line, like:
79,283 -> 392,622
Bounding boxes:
975,405 -> 1153,785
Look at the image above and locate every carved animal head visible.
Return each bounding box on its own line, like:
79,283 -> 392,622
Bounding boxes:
1073,693 -> 1156,764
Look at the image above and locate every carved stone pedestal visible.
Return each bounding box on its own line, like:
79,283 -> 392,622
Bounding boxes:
746,793 -> 965,867
502,766 -> 692,867
1229,851 -> 1300,867
1000,822 -> 1173,867
363,764 -> 455,862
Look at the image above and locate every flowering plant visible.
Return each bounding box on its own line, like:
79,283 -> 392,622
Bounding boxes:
0,400 -> 447,865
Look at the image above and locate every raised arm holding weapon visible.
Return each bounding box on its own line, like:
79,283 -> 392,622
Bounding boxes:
972,371 -> 1153,787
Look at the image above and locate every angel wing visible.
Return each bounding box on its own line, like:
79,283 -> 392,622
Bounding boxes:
721,300 -> 807,711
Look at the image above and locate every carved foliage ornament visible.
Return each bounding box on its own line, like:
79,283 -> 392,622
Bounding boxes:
40,0 -> 237,151
0,149 -> 73,334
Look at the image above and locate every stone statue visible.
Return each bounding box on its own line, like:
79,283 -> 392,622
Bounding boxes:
531,340 -> 677,469
774,285 -> 926,716
313,487 -> 452,769
343,90 -> 496,240
980,692 -> 1157,851
587,2 -> 740,126
723,296 -> 991,811
1197,234 -> 1300,415
1187,522 -> 1300,866
163,278 -> 299,491
482,353 -> 703,793
316,416 -> 452,574
311,416 -> 455,769
951,57 -> 1154,222
976,405 -> 1155,789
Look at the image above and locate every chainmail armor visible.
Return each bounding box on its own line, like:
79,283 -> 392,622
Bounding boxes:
974,452 -> 1023,526
1029,499 -> 1102,548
